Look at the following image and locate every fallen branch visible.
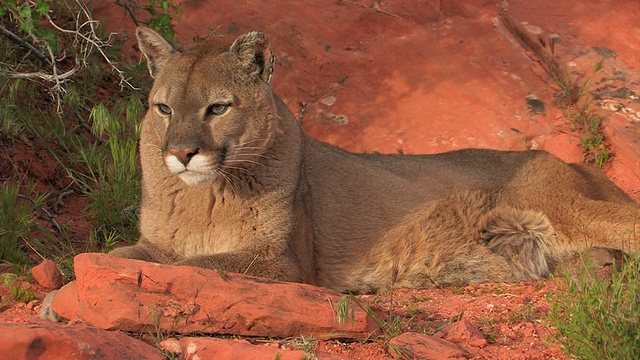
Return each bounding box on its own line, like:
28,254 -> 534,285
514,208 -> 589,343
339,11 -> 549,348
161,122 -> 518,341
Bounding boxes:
0,24 -> 51,66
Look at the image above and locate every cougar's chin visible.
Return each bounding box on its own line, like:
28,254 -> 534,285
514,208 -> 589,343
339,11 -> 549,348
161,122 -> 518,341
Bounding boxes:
177,171 -> 214,186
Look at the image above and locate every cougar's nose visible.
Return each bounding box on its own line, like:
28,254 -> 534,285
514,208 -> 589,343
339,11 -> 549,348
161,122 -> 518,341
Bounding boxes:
167,147 -> 199,165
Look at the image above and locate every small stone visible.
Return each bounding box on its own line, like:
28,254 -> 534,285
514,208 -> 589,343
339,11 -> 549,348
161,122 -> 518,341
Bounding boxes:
31,259 -> 63,290
438,319 -> 488,348
321,96 -> 336,106
159,338 -> 182,355
26,300 -> 39,311
389,332 -> 469,359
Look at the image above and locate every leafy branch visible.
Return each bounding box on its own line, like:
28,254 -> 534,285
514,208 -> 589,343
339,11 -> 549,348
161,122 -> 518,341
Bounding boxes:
0,0 -> 136,112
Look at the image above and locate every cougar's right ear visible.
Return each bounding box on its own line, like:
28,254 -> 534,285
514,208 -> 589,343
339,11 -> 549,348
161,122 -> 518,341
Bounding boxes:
230,31 -> 275,84
136,26 -> 178,78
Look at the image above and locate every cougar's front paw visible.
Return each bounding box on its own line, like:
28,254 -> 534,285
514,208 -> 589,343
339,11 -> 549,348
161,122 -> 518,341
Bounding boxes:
39,290 -> 64,322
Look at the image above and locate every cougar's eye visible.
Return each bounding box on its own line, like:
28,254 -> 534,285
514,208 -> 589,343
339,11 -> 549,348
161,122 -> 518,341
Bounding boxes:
156,103 -> 172,115
206,103 -> 230,117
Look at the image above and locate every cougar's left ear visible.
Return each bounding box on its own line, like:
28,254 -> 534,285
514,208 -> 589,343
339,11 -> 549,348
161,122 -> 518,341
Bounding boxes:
230,31 -> 275,84
136,26 -> 179,78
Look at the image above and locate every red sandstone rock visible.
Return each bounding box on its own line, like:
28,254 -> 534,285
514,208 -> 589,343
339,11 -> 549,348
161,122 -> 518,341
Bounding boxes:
0,323 -> 164,360
31,259 -> 63,290
389,332 -> 470,359
438,319 -> 488,349
51,253 -> 379,339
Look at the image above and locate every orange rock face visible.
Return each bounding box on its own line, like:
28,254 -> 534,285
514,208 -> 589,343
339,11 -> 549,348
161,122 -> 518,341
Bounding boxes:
438,319 -> 488,349
52,253 -> 378,339
96,0 -> 639,201
158,337 -> 345,360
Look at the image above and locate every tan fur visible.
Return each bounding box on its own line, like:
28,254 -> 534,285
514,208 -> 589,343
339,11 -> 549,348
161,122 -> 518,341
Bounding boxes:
109,27 -> 639,294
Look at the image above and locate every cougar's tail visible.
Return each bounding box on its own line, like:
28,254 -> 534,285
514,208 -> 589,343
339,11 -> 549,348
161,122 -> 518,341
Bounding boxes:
481,208 -> 558,280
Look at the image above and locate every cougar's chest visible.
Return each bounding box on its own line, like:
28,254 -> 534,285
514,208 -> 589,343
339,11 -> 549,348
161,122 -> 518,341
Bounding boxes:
142,182 -> 260,257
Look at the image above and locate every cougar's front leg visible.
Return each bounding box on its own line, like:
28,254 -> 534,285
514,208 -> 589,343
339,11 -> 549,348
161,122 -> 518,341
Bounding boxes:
173,251 -> 303,283
108,238 -> 180,264
39,290 -> 62,322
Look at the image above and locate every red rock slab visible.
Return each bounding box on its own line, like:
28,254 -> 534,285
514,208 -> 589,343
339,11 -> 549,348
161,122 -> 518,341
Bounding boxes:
51,253 -> 379,340
31,259 -> 63,290
0,322 -> 164,360
602,113 -> 640,201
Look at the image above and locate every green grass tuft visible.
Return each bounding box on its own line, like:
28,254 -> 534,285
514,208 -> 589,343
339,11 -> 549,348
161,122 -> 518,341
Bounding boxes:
549,256 -> 640,359
0,184 -> 48,271
552,60 -> 611,168
0,273 -> 38,303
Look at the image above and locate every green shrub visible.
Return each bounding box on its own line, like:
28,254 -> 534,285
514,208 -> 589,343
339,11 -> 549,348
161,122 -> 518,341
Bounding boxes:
0,274 -> 38,303
0,0 -> 182,265
0,184 -> 48,271
549,256 -> 640,359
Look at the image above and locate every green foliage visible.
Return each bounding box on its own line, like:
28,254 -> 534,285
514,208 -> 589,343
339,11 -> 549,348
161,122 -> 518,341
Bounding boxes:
0,273 -> 38,303
553,60 -> 603,110
337,293 -> 413,352
0,81 -> 26,137
12,283 -> 38,302
0,184 -> 48,271
336,294 -> 357,324
506,303 -> 537,324
293,335 -> 319,360
476,316 -> 499,344
576,111 -> 610,168
0,0 -> 184,267
115,0 -> 182,40
549,256 -> 640,360
66,95 -> 144,244
1,0 -> 55,41
553,60 -> 610,168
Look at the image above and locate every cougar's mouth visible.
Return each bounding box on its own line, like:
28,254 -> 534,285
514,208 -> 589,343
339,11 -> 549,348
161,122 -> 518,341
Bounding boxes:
164,147 -> 233,186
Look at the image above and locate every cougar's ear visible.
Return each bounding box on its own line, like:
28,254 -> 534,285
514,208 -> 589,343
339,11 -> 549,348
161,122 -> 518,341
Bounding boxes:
136,26 -> 178,78
230,31 -> 275,84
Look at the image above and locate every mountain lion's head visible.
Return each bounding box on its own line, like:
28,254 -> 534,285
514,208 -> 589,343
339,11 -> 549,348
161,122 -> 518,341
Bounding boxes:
136,26 -> 278,187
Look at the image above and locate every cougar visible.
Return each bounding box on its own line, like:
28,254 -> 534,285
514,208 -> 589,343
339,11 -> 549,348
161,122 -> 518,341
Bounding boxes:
45,26 -> 639,319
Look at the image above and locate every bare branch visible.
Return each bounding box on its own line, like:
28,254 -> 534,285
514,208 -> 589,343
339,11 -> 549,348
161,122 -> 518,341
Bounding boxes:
0,67 -> 78,81
0,0 -> 139,113
0,24 -> 51,66
45,10 -> 137,90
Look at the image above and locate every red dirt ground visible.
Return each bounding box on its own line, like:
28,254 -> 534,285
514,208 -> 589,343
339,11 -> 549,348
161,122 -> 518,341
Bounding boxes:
0,274 -> 570,359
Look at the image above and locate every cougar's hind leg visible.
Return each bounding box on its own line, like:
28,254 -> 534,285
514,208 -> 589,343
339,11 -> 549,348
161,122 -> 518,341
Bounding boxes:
556,247 -> 628,276
482,208 -> 559,280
